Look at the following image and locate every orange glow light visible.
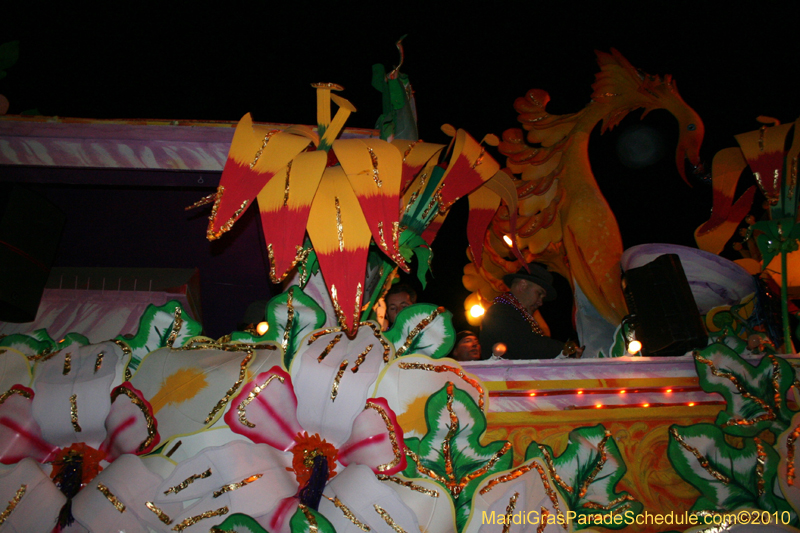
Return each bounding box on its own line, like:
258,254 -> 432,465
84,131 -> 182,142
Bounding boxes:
688,402 -> 695,407
503,235 -> 513,247
577,390 -> 584,395
595,403 -> 602,408
666,389 -> 673,393
530,392 -> 536,397
643,403 -> 650,407
619,390 -> 626,394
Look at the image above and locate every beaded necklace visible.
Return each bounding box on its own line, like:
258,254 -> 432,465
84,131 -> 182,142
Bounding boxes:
494,292 -> 544,335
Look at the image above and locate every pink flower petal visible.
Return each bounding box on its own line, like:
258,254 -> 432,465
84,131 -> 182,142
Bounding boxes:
224,367 -> 303,451
338,398 -> 406,475
259,496 -> 299,533
0,386 -> 58,464
100,383 -> 160,461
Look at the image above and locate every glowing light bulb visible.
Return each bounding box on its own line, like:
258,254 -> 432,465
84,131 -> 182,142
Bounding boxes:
643,403 -> 650,407
688,402 -> 695,407
469,304 -> 485,318
619,390 -> 626,394
666,389 -> 673,393
627,340 -> 642,354
577,390 -> 584,395
256,321 -> 269,335
595,403 -> 602,408
503,235 -> 513,247
530,392 -> 536,397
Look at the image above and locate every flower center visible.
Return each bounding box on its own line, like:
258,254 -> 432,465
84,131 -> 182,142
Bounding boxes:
289,432 -> 338,487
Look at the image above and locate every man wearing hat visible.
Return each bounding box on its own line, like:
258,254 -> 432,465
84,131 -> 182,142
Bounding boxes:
480,263 -> 579,360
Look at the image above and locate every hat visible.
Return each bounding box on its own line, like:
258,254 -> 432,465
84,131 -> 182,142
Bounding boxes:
502,263 -> 557,301
455,330 -> 478,344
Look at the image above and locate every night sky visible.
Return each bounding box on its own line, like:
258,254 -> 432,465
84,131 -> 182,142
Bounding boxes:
2,2 -> 799,333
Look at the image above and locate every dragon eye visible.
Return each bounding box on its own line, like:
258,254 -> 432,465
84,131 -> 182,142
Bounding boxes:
687,124 -> 696,131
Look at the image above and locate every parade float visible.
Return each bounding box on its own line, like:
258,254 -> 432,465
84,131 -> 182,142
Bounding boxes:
1,48 -> 799,533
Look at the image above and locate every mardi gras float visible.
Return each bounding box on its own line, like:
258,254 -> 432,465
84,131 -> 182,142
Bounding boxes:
1,48 -> 799,533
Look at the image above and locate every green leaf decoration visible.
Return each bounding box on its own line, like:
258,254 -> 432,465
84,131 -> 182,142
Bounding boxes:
525,424 -> 642,529
384,303 -> 455,359
290,504 -> 337,533
604,325 -> 627,358
0,331 -> 55,357
211,513 -> 268,533
401,382 -> 513,530
398,230 -> 433,288
116,300 -> 202,372
260,286 -> 326,369
57,332 -> 90,349
668,423 -> 795,520
751,218 -> 800,269
693,343 -> 797,437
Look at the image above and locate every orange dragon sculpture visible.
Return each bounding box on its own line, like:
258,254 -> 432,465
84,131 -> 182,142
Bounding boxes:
463,49 -> 705,349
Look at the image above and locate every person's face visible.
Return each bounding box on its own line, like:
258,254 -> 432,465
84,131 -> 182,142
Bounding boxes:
453,335 -> 481,361
515,280 -> 547,312
385,292 -> 413,323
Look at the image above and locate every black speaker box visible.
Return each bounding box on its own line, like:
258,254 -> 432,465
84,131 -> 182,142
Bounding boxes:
0,185 -> 66,322
622,253 -> 708,357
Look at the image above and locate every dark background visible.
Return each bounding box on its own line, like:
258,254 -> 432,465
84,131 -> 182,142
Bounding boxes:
2,1 -> 799,336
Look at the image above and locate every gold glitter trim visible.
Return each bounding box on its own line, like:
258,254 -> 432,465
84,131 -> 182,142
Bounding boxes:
331,360 -> 349,401
396,362 -> 485,411
695,354 -> 775,426
443,383 -> 459,487
0,387 -> 32,404
166,307 -> 183,348
62,352 -> 72,375
374,505 -> 407,533
172,506 -> 228,532
250,130 -> 280,169
111,385 -> 158,452
787,422 -> 800,485
0,485 -> 26,526
480,461 -> 566,527
325,496 -> 370,531
394,307 -> 445,357
96,482 -> 126,513
755,436 -> 766,496
318,334 -> 343,363
536,445 -> 572,494
164,469 -> 212,495
377,476 -> 439,497
94,351 -> 104,374
283,160 -> 293,207
299,504 -> 319,533
578,431 -> 611,498
472,147 -> 486,169
377,221 -> 389,253
353,283 -> 363,334
330,285 -> 347,330
70,393 -> 82,432
146,502 -> 173,525
402,141 -> 421,162
365,401 -> 402,471
308,328 -> 344,345
185,192 -> 218,211
581,494 -> 636,510
367,147 -> 382,187
237,374 -> 285,428
360,322 -> 392,362
283,288 -> 296,355
212,474 -> 263,498
502,492 -> 519,533
351,344 -> 373,373
537,507 -> 549,533
204,350 -> 254,424
113,339 -> 132,359
669,427 -> 730,483
335,197 -> 344,252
